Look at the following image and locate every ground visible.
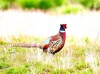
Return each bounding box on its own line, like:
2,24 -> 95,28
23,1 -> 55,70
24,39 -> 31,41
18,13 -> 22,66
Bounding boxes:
0,9 -> 100,74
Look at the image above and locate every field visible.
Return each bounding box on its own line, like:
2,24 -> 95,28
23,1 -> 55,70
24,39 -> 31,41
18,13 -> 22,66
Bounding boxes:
0,35 -> 100,74
0,9 -> 100,74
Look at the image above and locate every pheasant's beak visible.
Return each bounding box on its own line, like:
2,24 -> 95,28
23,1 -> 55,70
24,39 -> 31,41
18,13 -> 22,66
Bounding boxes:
64,24 -> 67,29
65,26 -> 67,29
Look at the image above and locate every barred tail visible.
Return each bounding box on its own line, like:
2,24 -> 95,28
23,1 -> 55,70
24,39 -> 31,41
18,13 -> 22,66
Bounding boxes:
0,43 -> 43,49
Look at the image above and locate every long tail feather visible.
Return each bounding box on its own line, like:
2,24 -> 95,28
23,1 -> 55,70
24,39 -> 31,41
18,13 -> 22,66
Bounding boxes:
13,43 -> 38,48
0,43 -> 42,49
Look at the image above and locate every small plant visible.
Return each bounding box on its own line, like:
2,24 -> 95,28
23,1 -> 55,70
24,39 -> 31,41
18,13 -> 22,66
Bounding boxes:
79,0 -> 95,9
16,0 -> 41,9
63,5 -> 84,14
0,0 -> 14,9
94,0 -> 100,10
0,61 -> 10,69
32,61 -> 54,74
0,38 -> 8,45
39,0 -> 55,10
72,46 -> 85,58
11,35 -> 40,43
6,65 -> 29,74
75,61 -> 86,70
51,68 -> 68,74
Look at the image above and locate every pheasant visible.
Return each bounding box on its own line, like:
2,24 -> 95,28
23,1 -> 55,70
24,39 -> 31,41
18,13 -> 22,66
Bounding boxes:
0,24 -> 67,54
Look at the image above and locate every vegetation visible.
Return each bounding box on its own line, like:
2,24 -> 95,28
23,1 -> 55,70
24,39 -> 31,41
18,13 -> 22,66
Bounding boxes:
0,35 -> 100,74
0,0 -> 99,74
0,0 -> 100,13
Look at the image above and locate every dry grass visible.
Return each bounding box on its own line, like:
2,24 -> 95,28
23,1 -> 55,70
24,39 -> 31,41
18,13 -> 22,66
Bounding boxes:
0,10 -> 100,74
0,36 -> 100,74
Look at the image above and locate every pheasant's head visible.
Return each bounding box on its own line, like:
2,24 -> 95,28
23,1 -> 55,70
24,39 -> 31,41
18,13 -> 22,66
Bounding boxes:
60,24 -> 67,29
60,24 -> 67,32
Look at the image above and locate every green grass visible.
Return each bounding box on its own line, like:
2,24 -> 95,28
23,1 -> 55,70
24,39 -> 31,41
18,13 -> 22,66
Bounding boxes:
0,0 -> 14,9
0,38 -> 8,45
55,4 -> 84,14
0,0 -> 100,13
0,35 -> 100,74
15,0 -> 67,10
63,5 -> 84,14
16,0 -> 41,9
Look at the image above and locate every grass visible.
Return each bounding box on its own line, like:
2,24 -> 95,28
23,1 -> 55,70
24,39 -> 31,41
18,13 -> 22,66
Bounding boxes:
0,35 -> 100,74
54,4 -> 84,14
0,0 -> 100,13
0,0 -> 14,10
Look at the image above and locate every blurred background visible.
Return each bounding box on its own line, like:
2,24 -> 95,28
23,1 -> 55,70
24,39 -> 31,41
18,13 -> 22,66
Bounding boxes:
0,0 -> 100,74
0,0 -> 100,40
0,0 -> 100,10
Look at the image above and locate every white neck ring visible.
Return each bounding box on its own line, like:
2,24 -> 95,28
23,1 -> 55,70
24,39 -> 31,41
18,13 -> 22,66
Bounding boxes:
60,30 -> 65,33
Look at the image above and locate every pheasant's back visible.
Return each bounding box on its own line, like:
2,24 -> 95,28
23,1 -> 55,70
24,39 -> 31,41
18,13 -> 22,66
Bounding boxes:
47,34 -> 63,54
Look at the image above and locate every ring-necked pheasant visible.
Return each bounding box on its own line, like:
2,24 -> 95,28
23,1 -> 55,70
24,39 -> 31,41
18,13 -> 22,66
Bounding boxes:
0,24 -> 67,54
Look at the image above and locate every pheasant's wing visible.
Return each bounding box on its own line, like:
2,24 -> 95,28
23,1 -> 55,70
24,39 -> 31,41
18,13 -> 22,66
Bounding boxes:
44,37 -> 51,44
48,34 -> 62,54
43,34 -> 59,44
